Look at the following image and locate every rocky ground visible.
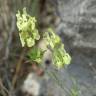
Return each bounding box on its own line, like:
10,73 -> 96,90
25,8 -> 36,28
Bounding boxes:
51,0 -> 96,96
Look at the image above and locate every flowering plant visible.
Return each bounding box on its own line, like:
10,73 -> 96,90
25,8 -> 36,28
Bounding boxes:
16,8 -> 71,69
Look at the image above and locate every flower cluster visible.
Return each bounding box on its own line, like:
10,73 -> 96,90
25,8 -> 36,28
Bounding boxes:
44,28 -> 71,68
16,8 -> 71,69
16,8 -> 40,47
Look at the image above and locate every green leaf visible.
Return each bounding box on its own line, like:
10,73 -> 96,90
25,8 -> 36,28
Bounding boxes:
28,47 -> 44,63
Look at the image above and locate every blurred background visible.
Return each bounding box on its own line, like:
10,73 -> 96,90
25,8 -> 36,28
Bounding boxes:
0,0 -> 96,96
